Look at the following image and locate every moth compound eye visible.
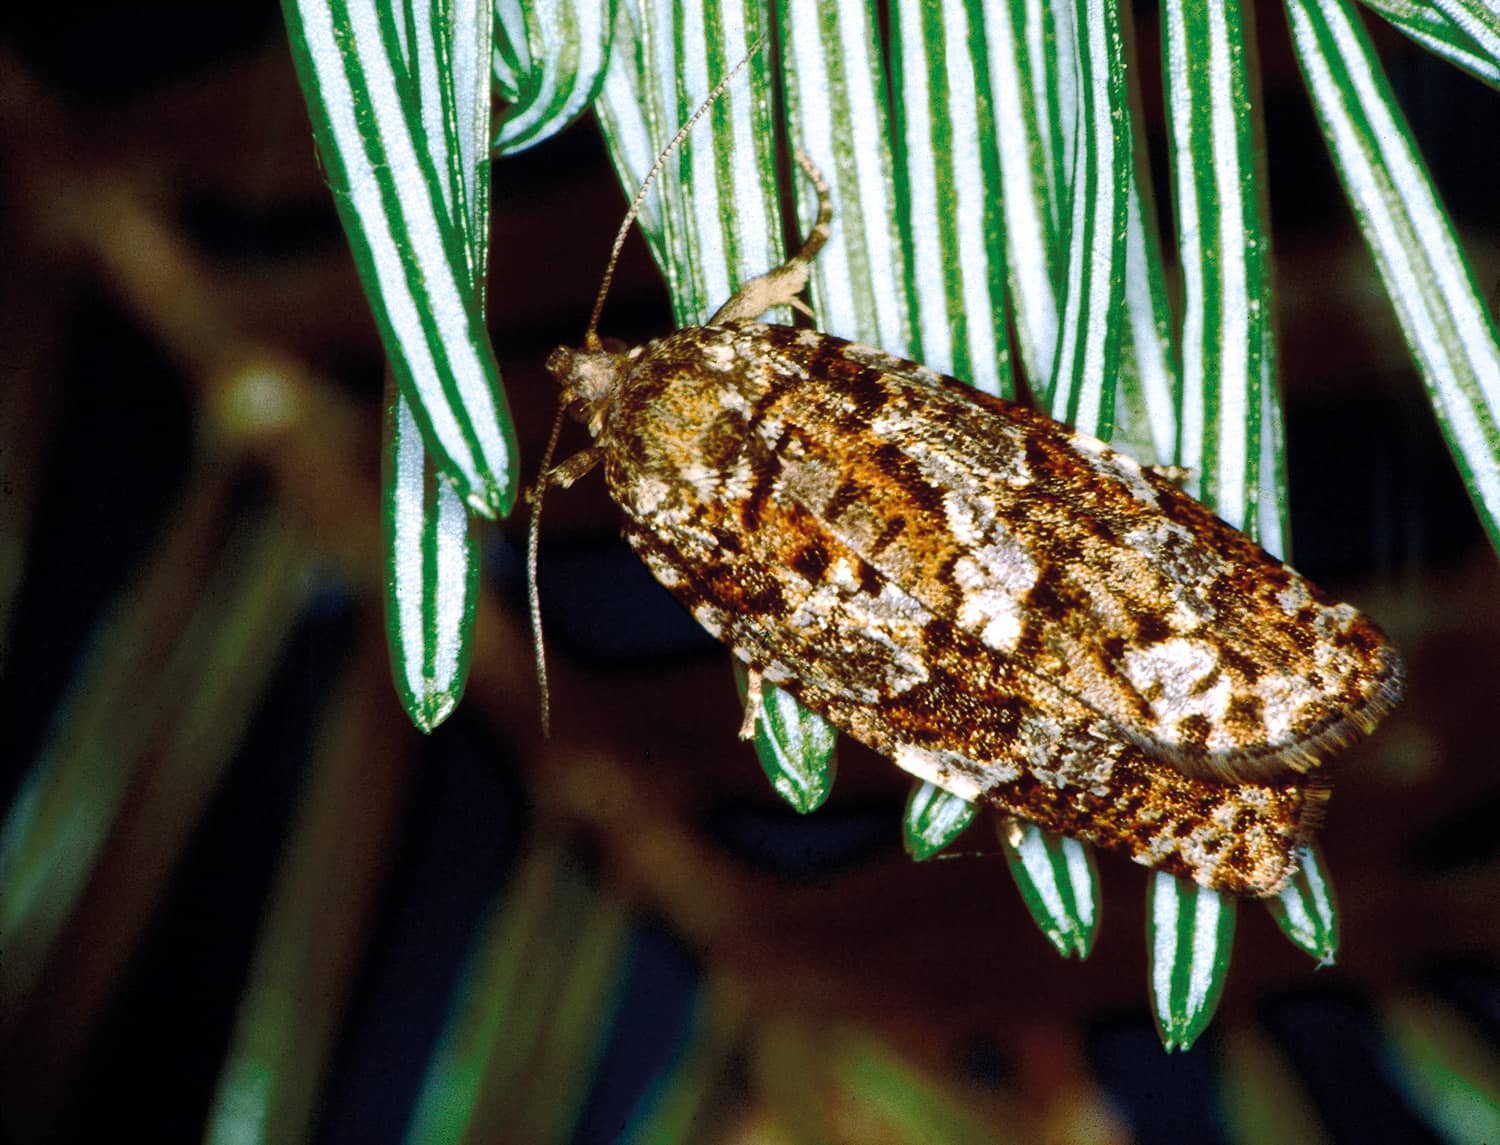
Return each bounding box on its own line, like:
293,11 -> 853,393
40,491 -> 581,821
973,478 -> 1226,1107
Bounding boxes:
545,347 -> 573,380
564,396 -> 597,428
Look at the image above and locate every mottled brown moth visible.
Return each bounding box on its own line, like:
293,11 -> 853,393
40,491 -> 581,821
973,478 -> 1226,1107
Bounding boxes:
537,150 -> 1403,899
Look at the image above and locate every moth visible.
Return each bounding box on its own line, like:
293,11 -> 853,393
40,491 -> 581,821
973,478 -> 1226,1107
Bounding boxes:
539,152 -> 1403,898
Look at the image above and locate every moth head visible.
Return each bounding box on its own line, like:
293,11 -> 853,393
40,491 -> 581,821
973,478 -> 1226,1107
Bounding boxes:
545,345 -> 623,437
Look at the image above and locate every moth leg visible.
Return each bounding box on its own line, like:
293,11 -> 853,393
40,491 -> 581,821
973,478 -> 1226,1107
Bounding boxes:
709,149 -> 833,324
738,665 -> 764,740
544,446 -> 606,490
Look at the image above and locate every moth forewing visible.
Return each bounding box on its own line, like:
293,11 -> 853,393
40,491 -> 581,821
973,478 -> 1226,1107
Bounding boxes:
757,340 -> 1405,785
544,155 -> 1402,899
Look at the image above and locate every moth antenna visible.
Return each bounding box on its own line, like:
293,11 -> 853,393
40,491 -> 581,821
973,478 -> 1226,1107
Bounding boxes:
584,31 -> 769,348
528,402 -> 570,737
543,33 -> 766,725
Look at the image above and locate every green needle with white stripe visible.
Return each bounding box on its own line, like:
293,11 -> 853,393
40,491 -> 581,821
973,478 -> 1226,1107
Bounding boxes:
1164,0 -> 1279,535
283,0 -> 519,518
779,0 -> 911,351
1148,871 -> 1236,1052
889,0 -> 1014,399
377,0 -> 496,730
1267,845 -> 1340,965
903,782 -> 978,861
1001,820 -> 1101,959
384,380 -> 479,732
1360,0 -> 1500,90
1046,0 -> 1132,438
1289,0 -> 1500,554
493,0 -> 615,155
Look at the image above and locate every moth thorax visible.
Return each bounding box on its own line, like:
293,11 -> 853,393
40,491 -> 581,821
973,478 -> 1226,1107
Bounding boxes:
545,345 -> 624,437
